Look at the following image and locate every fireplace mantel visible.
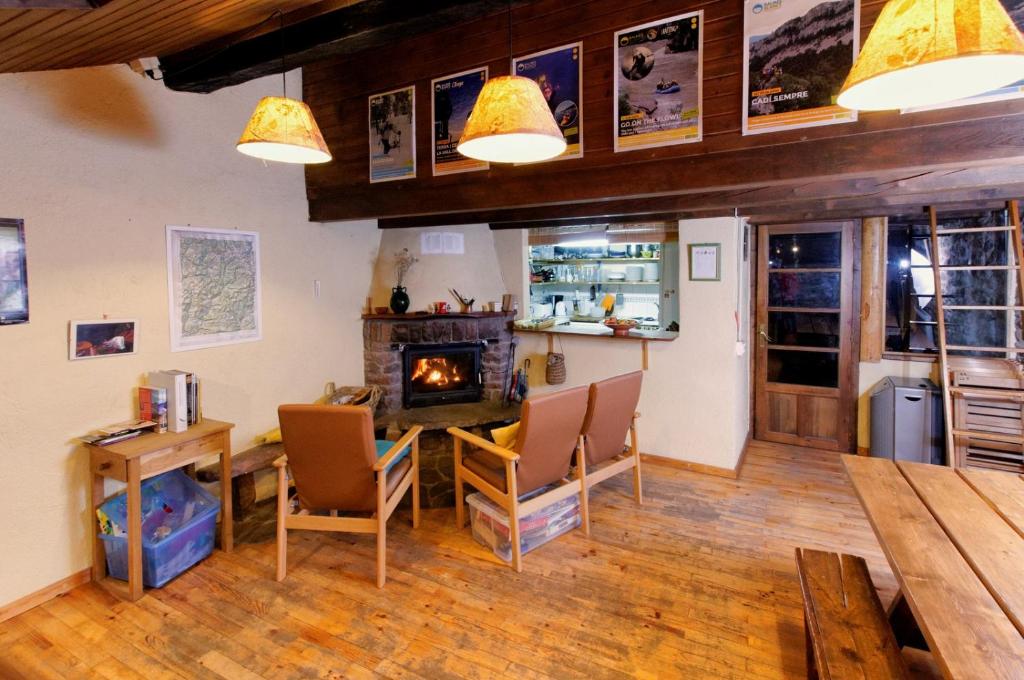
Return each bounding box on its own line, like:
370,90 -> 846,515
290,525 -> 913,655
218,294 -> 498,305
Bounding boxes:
361,311 -> 512,321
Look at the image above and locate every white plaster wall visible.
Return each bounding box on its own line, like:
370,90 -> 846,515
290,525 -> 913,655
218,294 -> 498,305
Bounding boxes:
369,224 -> 507,313
0,65 -> 380,606
492,228 -> 529,318
515,217 -> 751,468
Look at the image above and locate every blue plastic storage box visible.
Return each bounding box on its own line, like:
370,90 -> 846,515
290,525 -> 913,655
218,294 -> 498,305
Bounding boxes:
97,469 -> 220,588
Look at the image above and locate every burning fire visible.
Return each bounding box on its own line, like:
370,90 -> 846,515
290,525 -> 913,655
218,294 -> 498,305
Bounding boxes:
411,358 -> 463,387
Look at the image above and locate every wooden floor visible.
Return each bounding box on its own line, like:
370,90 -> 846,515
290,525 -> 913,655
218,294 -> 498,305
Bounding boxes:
0,442 -> 896,679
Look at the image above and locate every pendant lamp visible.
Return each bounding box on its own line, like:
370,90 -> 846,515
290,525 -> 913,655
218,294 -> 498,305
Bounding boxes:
236,12 -> 332,164
837,0 -> 1024,111
456,3 -> 566,163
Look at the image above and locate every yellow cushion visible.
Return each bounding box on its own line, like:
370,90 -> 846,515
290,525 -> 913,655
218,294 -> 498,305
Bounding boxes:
490,422 -> 520,449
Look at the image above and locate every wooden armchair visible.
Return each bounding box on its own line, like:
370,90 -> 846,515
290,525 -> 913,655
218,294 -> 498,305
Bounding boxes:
275,404 -> 421,588
448,386 -> 590,572
580,371 -> 644,503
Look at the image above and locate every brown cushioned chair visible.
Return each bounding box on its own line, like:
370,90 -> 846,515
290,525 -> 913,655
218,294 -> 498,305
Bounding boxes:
448,385 -> 590,572
580,371 -> 643,503
274,404 -> 421,587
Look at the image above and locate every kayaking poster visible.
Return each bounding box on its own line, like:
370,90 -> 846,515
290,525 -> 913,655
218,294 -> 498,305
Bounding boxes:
368,85 -> 416,183
431,67 -> 488,175
902,0 -> 1024,113
513,42 -> 583,160
742,0 -> 859,135
614,11 -> 703,152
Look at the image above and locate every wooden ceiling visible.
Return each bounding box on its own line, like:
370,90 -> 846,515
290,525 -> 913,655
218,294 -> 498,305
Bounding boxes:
0,0 -> 360,74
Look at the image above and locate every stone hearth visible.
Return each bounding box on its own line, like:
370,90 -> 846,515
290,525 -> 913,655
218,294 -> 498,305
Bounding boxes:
376,401 -> 520,508
363,312 -> 518,507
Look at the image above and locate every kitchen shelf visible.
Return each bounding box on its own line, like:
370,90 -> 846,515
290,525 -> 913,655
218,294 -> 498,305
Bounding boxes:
530,280 -> 660,286
531,258 -> 661,265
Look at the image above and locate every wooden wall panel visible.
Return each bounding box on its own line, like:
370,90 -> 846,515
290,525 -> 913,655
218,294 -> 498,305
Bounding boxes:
302,0 -> 1024,222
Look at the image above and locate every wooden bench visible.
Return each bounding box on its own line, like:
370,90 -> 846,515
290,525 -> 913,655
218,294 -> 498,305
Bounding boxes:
795,548 -> 909,679
198,442 -> 283,519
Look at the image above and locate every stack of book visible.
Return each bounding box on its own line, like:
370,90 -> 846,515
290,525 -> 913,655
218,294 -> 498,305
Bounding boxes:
80,420 -> 157,446
145,370 -> 201,433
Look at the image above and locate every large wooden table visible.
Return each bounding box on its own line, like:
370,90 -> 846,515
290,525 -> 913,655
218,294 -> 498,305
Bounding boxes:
87,419 -> 234,601
843,455 -> 1024,678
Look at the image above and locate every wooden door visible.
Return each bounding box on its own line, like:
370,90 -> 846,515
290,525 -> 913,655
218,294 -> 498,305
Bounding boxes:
755,222 -> 859,452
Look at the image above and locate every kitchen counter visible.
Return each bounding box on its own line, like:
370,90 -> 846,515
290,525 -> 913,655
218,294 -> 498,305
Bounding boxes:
514,320 -> 677,342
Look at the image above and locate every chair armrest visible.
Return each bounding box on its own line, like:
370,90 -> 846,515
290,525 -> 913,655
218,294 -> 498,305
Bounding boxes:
373,425 -> 423,471
446,427 -> 519,462
273,454 -> 288,469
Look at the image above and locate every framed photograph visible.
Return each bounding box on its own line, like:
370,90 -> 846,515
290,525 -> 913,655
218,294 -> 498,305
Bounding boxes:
614,11 -> 703,152
0,218 -> 28,325
167,225 -> 262,352
742,0 -> 859,135
69,319 -> 136,360
369,85 -> 416,183
513,42 -> 583,160
688,243 -> 721,281
432,67 -> 489,176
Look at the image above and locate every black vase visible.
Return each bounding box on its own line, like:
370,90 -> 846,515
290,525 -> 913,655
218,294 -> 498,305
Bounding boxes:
390,286 -> 410,314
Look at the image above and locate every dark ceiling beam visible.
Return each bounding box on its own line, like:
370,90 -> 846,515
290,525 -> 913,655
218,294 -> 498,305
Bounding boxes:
159,0 -> 522,93
372,166 -> 1024,229
0,0 -> 110,7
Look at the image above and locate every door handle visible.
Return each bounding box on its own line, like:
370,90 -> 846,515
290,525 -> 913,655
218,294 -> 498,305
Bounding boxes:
758,326 -> 775,343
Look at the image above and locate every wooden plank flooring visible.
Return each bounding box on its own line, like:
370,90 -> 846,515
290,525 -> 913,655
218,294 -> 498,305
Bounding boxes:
0,442 -> 895,679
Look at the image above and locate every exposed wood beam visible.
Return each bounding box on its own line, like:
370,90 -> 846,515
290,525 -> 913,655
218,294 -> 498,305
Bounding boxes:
0,0 -> 110,7
370,167 -> 1024,229
159,0 -> 523,93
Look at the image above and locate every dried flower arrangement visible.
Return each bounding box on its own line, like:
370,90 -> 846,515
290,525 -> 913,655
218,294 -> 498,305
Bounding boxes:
394,248 -> 418,286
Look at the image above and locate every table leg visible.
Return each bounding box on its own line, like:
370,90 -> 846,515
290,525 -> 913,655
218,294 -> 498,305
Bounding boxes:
91,470 -> 107,581
888,590 -> 928,650
219,433 -> 233,552
126,458 -> 143,602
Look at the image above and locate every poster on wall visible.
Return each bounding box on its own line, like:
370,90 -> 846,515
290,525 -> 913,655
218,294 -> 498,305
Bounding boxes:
369,85 -> 416,183
614,11 -> 703,152
432,68 -> 489,176
902,0 -> 1024,113
0,219 -> 28,325
742,0 -> 859,135
513,42 -> 583,160
166,225 -> 261,352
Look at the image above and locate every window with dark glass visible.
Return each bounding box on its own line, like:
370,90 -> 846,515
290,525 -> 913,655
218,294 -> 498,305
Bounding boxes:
884,210 -> 1015,355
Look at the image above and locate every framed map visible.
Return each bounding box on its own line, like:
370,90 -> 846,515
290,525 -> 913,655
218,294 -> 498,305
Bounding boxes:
166,225 -> 261,352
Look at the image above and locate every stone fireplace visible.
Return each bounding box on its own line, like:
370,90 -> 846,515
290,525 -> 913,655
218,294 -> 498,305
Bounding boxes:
363,312 -> 519,507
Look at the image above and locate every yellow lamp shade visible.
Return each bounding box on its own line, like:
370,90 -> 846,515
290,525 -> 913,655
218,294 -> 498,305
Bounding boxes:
237,96 -> 332,164
838,0 -> 1024,111
457,75 -> 567,163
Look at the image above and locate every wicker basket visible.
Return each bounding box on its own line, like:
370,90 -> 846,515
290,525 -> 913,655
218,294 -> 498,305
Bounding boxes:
546,352 -> 566,385
326,385 -> 384,414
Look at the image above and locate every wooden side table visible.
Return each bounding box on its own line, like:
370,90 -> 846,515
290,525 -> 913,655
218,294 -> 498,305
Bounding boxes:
87,419 -> 234,601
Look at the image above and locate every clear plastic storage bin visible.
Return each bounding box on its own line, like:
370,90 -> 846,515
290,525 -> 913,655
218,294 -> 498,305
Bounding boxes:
97,469 -> 220,588
466,488 -> 581,562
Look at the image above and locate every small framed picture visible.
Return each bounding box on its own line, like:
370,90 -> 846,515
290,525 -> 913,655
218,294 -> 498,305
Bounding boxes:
69,319 -> 137,360
688,243 -> 721,281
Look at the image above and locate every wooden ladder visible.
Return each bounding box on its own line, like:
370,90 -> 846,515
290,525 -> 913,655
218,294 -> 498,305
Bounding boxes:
930,200 -> 1024,467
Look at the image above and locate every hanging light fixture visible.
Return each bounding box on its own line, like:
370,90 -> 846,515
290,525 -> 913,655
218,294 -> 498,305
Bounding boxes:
837,0 -> 1024,111
237,11 -> 332,164
456,2 -> 565,163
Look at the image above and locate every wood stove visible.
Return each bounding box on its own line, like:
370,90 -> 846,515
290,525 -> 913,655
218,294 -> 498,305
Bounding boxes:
402,342 -> 484,409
